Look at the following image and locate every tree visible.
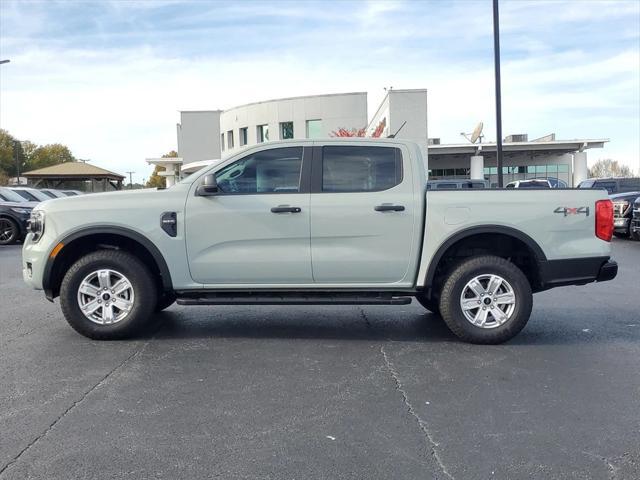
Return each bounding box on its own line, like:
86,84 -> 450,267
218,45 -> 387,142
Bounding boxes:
27,144 -> 75,171
588,159 -> 633,178
146,165 -> 166,188
0,129 -> 18,178
145,150 -> 178,188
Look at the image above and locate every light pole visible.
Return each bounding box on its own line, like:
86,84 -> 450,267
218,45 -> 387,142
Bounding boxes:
493,0 -> 504,188
14,141 -> 21,183
126,171 -> 135,189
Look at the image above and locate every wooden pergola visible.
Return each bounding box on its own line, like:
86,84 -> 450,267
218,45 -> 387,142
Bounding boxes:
23,162 -> 125,192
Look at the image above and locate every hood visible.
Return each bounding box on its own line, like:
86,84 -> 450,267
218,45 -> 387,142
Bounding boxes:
0,201 -> 37,209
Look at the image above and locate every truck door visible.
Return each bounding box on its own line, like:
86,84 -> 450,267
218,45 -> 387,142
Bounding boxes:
309,144 -> 418,286
185,146 -> 312,285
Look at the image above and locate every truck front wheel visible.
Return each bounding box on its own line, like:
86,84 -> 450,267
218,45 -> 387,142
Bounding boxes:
60,250 -> 158,340
439,255 -> 532,344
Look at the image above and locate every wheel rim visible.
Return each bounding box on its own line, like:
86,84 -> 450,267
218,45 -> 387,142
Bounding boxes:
77,269 -> 135,325
459,274 -> 516,329
0,219 -> 15,242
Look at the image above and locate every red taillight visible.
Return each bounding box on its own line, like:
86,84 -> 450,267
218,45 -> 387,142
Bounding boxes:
595,199 -> 614,241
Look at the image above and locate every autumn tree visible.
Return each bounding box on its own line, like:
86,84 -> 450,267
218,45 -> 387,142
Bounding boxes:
330,127 -> 367,137
589,159 -> 633,178
28,144 -> 76,170
0,129 -> 18,177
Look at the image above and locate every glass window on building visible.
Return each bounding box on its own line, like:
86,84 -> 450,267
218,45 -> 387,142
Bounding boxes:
280,122 -> 294,140
257,124 -> 269,143
227,130 -> 234,149
306,119 -> 322,139
221,133 -> 225,151
240,127 -> 248,146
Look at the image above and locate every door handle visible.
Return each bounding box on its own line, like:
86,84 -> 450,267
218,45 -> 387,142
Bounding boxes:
271,205 -> 302,213
374,204 -> 405,212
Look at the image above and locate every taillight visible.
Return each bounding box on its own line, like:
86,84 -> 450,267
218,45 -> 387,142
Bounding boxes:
595,199 -> 613,241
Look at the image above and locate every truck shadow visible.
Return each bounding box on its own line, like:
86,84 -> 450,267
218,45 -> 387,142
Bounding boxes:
151,308 -> 457,343
148,307 -> 639,346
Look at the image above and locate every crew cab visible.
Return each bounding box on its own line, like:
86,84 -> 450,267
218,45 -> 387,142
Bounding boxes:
22,139 -> 617,344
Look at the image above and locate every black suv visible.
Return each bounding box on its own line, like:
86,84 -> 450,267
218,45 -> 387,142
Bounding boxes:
631,196 -> 640,241
610,192 -> 640,238
0,202 -> 33,245
578,177 -> 640,194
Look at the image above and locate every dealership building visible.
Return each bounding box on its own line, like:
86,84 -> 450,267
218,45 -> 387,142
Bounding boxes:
148,89 -> 607,187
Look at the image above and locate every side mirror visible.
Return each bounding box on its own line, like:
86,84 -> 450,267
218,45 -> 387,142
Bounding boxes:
195,174 -> 219,196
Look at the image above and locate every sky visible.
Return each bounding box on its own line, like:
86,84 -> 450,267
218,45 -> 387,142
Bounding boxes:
0,0 -> 639,183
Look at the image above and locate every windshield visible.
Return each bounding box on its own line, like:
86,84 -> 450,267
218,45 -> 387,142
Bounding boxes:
0,188 -> 27,202
578,180 -> 594,189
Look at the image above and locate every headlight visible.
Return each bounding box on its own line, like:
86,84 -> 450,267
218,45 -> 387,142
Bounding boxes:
27,210 -> 45,242
11,207 -> 32,215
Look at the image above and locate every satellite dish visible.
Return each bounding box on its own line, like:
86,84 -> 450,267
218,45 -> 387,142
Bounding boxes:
470,122 -> 484,144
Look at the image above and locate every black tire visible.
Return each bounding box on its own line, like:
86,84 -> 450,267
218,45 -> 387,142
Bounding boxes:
60,250 -> 158,340
439,255 -> 533,344
632,230 -> 640,241
155,292 -> 176,312
613,231 -> 629,239
0,217 -> 19,245
414,294 -> 440,315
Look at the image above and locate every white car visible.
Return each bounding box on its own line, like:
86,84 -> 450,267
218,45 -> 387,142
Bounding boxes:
505,179 -> 552,189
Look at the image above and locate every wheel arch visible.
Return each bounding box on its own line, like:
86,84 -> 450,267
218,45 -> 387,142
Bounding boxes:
43,226 -> 173,300
423,225 -> 547,295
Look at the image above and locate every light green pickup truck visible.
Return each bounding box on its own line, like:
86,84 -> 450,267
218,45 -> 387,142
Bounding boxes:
22,139 -> 617,344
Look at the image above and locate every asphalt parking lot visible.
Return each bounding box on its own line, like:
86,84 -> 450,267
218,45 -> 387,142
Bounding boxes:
1,240 -> 639,480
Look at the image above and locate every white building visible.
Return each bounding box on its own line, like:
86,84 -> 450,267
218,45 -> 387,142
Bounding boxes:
149,88 -> 607,187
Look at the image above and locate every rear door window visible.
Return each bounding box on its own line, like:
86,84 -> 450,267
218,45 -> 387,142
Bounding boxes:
322,146 -> 402,192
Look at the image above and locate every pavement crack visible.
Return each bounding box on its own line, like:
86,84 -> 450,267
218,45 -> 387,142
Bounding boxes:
580,449 -> 620,479
380,345 -> 454,480
0,339 -> 152,477
359,307 -> 372,329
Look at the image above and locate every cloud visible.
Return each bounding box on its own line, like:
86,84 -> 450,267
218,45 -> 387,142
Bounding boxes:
0,0 -> 638,181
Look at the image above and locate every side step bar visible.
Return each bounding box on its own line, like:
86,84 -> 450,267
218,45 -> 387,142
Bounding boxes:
176,293 -> 412,306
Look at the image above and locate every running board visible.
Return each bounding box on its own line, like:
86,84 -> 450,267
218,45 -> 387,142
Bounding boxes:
176,293 -> 412,306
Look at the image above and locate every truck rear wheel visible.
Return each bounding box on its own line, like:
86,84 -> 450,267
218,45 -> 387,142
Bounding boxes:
60,250 -> 158,340
439,255 -> 532,344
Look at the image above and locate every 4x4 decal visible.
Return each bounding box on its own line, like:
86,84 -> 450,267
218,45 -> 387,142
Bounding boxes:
554,206 -> 590,217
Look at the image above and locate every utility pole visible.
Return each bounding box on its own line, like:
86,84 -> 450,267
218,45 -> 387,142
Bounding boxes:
493,0 -> 504,188
126,171 -> 135,189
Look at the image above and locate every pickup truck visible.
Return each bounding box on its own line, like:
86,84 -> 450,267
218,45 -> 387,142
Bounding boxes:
22,139 -> 618,344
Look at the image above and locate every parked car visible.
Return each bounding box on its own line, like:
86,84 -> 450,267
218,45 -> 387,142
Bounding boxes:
610,192 -> 640,238
0,201 -> 33,245
22,139 -> 617,344
631,196 -> 640,241
0,187 -> 33,203
426,179 -> 488,189
578,177 -> 640,194
39,188 -> 68,199
60,190 -> 84,196
505,179 -> 552,189
8,187 -> 51,202
545,177 -> 568,188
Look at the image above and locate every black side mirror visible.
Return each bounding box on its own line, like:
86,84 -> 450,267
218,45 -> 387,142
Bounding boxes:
195,174 -> 219,196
